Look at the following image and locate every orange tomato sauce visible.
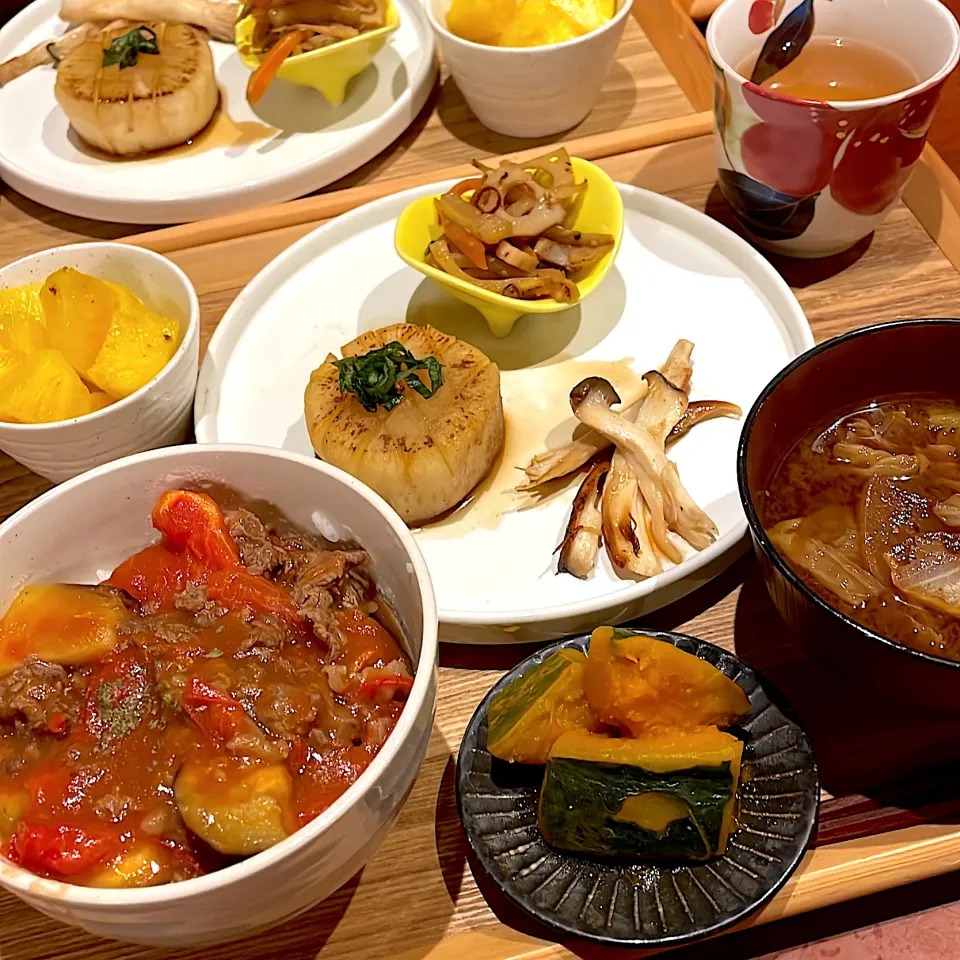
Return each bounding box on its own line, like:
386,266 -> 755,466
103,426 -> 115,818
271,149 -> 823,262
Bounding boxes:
0,490 -> 412,887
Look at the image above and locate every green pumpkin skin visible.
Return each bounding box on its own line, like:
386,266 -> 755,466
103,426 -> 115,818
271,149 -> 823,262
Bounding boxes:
537,729 -> 742,860
487,649 -> 599,764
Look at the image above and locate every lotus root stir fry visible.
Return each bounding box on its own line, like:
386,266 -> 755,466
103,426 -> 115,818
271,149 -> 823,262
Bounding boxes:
242,0 -> 386,51
761,400 -> 960,661
241,0 -> 388,103
427,149 -> 616,303
0,490 -> 412,887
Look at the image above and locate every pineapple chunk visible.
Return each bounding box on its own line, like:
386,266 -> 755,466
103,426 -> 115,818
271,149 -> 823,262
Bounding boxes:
0,348 -> 95,423
89,391 -> 112,412
40,267 -> 180,402
0,284 -> 46,356
85,284 -> 180,400
500,0 -> 615,46
0,346 -> 19,383
447,0 -> 519,44
558,0 -> 615,31
41,267 -> 117,371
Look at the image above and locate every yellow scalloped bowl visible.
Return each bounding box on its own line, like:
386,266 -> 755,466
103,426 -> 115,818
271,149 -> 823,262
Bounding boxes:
394,157 -> 624,337
236,0 -> 399,106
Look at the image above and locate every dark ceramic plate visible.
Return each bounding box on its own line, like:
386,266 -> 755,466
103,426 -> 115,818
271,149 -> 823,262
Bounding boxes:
456,628 -> 819,948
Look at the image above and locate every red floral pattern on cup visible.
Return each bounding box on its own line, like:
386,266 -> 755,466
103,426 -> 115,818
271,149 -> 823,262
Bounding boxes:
736,80 -> 944,214
739,84 -> 863,197
830,80 -> 945,215
709,0 -> 958,253
749,0 -> 779,34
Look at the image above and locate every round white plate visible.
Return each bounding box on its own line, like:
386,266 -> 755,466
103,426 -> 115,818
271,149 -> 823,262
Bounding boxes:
0,0 -> 436,223
195,180 -> 813,644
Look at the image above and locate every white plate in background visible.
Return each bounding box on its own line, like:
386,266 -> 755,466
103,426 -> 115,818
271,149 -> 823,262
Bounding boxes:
0,0 -> 436,222
195,179 -> 813,643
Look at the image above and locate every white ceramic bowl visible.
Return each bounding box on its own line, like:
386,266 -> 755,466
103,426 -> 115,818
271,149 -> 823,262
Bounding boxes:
427,0 -> 633,137
0,445 -> 438,946
0,243 -> 200,482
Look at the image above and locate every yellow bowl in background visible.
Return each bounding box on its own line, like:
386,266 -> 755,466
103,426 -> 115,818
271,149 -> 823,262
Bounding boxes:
236,0 -> 400,106
394,157 -> 624,337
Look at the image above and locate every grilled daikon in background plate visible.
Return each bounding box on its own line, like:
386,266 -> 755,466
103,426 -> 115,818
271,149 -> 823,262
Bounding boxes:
0,0 -> 435,222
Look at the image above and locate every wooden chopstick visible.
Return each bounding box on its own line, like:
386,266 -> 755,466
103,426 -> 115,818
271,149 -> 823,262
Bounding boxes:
125,111 -> 713,256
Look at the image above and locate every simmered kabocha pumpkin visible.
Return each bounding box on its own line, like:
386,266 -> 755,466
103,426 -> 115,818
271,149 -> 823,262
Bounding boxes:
584,627 -> 750,736
538,727 -> 743,859
487,649 -> 602,764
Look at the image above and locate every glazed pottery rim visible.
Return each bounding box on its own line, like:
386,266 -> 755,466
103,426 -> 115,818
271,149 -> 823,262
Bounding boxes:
706,0 -> 960,112
0,443 -> 439,905
456,627 -> 820,947
426,0 -> 633,55
737,317 -> 960,673
0,242 -> 199,433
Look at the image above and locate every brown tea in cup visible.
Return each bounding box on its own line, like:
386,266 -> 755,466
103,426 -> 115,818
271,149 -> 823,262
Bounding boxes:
737,36 -> 918,101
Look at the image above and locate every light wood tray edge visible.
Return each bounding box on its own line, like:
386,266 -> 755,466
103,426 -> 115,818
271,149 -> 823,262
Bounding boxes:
389,823 -> 960,960
904,145 -> 960,277
123,111 -> 714,257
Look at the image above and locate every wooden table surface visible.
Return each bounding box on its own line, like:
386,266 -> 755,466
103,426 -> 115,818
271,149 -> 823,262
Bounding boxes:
4,0 -> 960,956
3,134 -> 960,960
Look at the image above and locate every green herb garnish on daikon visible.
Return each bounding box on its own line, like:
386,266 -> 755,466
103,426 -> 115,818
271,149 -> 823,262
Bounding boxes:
334,342 -> 444,413
102,26 -> 160,70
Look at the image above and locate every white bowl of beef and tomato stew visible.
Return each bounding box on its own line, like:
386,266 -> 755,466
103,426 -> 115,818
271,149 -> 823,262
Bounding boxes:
738,319 -> 960,715
0,445 -> 438,946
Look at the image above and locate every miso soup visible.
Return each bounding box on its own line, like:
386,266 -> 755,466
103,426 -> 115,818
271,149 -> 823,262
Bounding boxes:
759,399 -> 960,662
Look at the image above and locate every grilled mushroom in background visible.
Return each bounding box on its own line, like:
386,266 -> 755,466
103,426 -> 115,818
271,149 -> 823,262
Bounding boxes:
0,0 -> 240,86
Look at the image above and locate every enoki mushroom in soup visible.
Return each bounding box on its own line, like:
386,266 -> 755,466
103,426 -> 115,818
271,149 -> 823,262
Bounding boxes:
761,399 -> 960,661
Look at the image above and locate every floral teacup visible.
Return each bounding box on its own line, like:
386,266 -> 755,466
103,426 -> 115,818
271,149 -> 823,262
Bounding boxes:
707,0 -> 960,257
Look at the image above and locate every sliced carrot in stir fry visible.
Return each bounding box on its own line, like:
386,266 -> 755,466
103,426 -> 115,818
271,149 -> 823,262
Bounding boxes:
450,177 -> 483,198
246,29 -> 306,107
438,210 -> 488,271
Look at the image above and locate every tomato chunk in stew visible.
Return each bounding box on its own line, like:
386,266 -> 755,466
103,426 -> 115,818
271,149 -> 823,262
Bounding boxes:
0,491 -> 413,887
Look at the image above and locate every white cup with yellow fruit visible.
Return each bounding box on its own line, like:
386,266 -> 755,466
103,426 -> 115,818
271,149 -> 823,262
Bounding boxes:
0,243 -> 199,483
427,0 -> 633,137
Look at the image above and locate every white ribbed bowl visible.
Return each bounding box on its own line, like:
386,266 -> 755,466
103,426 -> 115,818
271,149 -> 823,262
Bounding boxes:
426,0 -> 632,138
0,243 -> 199,481
0,444 -> 438,946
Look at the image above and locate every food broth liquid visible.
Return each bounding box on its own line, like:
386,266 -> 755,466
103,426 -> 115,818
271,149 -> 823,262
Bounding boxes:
736,36 -> 919,101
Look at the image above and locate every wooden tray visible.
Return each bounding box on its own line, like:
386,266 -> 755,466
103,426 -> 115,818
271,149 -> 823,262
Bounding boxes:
0,0 -> 699,256
3,128 -> 960,959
